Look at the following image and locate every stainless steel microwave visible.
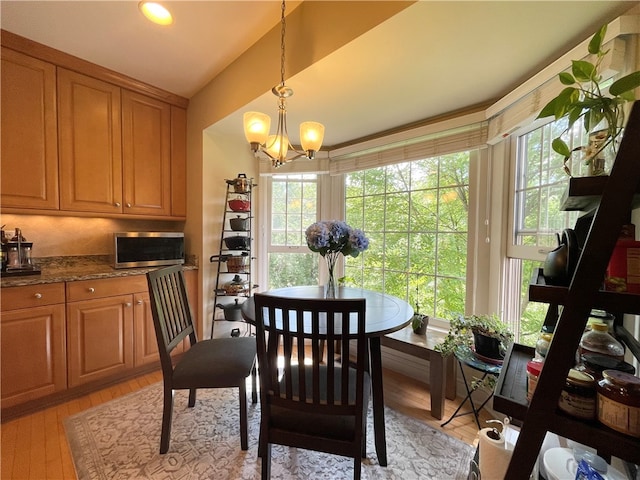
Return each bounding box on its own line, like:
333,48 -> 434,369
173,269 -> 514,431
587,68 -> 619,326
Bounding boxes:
113,232 -> 185,269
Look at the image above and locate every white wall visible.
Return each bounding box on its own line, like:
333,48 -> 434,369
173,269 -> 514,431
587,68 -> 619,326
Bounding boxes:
200,128 -> 257,336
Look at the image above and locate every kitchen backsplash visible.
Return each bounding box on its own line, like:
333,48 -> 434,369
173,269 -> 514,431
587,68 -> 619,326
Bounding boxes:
0,214 -> 184,258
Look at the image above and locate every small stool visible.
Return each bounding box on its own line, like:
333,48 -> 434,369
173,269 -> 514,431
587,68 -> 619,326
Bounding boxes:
441,346 -> 502,429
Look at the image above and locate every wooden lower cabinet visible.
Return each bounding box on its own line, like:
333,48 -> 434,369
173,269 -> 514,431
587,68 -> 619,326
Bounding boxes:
134,290 -> 188,366
0,269 -> 198,411
0,284 -> 67,408
134,291 -> 157,366
66,294 -> 135,387
135,270 -> 196,365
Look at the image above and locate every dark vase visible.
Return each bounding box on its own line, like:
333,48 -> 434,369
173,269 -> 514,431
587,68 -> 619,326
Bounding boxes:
472,330 -> 504,360
412,314 -> 429,335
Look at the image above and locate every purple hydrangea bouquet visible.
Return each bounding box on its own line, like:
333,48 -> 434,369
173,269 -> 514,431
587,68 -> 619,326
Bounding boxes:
305,220 -> 369,297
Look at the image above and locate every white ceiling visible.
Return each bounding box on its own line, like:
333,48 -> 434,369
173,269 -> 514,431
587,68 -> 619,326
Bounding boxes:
1,1 -> 637,148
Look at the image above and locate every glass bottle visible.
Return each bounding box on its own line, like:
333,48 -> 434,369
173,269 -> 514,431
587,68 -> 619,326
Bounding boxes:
535,326 -> 554,361
579,322 -> 624,360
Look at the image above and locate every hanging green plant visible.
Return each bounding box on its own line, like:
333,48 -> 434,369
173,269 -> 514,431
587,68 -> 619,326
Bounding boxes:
536,24 -> 640,176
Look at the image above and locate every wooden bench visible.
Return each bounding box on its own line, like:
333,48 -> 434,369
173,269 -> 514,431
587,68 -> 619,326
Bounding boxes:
381,325 -> 456,419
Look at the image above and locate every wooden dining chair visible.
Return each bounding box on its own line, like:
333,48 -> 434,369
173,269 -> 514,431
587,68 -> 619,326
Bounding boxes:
146,265 -> 257,453
253,293 -> 369,480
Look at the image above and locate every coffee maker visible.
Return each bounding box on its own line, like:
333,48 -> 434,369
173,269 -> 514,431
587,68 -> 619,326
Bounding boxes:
1,227 -> 40,276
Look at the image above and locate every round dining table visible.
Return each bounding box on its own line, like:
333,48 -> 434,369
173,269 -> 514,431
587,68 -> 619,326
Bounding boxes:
241,285 -> 414,467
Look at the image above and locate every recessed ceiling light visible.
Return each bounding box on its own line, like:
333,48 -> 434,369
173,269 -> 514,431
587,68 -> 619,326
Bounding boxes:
139,2 -> 173,26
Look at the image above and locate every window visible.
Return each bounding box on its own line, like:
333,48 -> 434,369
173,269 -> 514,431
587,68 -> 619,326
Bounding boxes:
344,152 -> 470,319
504,119 -> 586,344
267,174 -> 319,289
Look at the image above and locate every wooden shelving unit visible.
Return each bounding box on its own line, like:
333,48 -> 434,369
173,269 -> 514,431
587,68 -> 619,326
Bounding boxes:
493,101 -> 640,478
560,175 -> 640,211
209,176 -> 257,338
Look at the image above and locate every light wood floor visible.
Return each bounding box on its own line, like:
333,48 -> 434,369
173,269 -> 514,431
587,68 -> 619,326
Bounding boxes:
1,368 -> 491,479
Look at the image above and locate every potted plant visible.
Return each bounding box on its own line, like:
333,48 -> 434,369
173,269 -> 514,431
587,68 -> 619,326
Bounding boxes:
435,314 -> 513,390
411,285 -> 429,335
537,24 -> 640,176
435,313 -> 514,361
411,310 -> 429,335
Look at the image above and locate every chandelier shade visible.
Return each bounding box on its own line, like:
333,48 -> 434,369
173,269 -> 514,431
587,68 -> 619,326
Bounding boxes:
242,0 -> 324,168
300,122 -> 325,153
265,134 -> 289,160
243,112 -> 271,146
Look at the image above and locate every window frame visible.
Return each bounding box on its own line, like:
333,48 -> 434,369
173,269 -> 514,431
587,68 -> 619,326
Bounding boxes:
257,146 -> 488,331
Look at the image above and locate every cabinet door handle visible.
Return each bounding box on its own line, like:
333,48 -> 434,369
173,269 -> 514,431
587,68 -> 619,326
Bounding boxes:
34,293 -> 42,299
88,287 -> 95,293
115,202 -> 121,207
126,202 -> 132,208
125,302 -> 132,307
136,300 -> 143,305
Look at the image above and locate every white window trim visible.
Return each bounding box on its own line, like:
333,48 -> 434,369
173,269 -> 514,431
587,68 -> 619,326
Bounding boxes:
256,171 -> 344,291
506,120 -> 565,263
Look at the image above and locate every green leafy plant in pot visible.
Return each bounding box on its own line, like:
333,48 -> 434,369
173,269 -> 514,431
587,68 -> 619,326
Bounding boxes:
435,314 -> 513,359
412,313 -> 428,335
435,314 -> 513,389
410,285 -> 429,335
537,24 -> 640,177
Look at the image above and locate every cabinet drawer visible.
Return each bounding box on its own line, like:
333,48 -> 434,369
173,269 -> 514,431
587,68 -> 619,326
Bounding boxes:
1,283 -> 65,311
67,275 -> 147,302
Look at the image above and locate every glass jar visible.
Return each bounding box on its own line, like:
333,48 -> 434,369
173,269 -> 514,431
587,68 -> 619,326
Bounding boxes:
578,353 -> 635,381
526,359 -> 543,402
558,369 -> 596,420
579,322 -> 624,360
535,332 -> 553,359
6,243 -> 20,268
0,244 -> 6,271
20,242 -> 33,266
596,370 -> 640,438
587,309 -> 615,333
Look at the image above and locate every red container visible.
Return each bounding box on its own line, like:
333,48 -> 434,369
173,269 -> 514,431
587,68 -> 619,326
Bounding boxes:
228,198 -> 250,212
605,239 -> 640,293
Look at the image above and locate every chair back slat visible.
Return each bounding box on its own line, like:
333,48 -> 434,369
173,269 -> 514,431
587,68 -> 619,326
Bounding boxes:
146,265 -> 195,375
254,293 -> 367,416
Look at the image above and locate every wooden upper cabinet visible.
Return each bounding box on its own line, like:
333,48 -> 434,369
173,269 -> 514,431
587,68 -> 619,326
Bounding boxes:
122,90 -> 171,216
58,68 -> 123,213
171,105 -> 187,218
1,48 -> 59,210
1,32 -> 188,219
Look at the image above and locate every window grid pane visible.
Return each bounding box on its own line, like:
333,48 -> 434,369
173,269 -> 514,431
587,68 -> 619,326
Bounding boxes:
346,152 -> 470,319
270,175 -> 318,247
515,121 -> 582,247
268,175 -> 319,289
509,118 -> 591,344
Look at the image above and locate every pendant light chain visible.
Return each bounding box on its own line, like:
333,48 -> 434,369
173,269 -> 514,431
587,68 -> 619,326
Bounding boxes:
242,0 -> 324,167
280,0 -> 286,88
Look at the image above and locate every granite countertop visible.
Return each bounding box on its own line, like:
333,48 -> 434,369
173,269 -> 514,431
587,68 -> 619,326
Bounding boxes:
1,255 -> 198,288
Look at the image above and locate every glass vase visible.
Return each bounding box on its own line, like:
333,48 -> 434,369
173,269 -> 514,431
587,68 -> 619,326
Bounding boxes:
325,256 -> 337,299
581,127 -> 617,176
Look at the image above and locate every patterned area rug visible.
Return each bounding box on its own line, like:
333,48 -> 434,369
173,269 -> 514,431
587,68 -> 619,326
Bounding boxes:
64,382 -> 473,479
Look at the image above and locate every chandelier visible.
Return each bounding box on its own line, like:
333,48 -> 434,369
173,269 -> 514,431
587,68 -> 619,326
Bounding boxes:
243,0 -> 325,168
